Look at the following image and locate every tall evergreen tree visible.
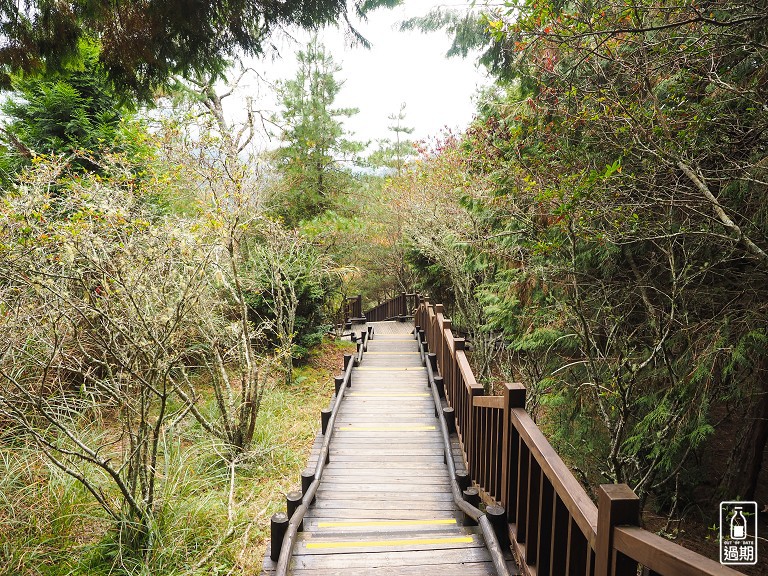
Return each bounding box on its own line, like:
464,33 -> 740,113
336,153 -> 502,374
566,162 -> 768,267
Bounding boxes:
0,40 -> 137,182
1,0 -> 402,99
368,102 -> 414,175
269,37 -> 363,226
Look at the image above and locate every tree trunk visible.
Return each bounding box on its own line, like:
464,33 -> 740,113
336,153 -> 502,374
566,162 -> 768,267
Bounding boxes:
719,359 -> 768,500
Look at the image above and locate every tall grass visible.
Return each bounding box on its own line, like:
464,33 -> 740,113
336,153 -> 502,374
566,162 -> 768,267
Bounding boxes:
0,338 -> 348,575
0,440 -> 107,576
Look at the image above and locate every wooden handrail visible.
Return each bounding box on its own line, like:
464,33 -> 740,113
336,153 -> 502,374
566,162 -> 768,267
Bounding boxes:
614,527 -> 740,576
415,298 -> 742,576
510,407 -> 598,544
363,291 -> 419,322
417,329 -> 512,576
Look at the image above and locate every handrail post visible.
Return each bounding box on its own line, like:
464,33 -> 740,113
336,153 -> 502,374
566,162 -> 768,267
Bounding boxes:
595,484 -> 639,576
502,383 -> 525,522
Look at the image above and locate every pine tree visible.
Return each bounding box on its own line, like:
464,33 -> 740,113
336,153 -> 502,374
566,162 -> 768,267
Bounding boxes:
368,102 -> 415,175
270,37 -> 363,226
1,0 -> 402,99
0,41 -> 137,182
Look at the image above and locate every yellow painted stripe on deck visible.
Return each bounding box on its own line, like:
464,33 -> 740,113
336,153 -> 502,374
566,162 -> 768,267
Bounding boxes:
339,425 -> 436,431
349,393 -> 429,397
356,367 -> 422,371
317,519 -> 457,528
305,536 -> 473,549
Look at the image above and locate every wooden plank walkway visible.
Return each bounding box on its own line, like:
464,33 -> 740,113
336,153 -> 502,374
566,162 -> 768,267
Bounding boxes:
263,321 -> 518,575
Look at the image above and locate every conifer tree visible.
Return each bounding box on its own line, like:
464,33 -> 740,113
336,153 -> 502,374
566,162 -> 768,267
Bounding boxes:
0,41 -> 137,182
1,0 -> 401,99
369,102 -> 415,175
270,37 -> 363,226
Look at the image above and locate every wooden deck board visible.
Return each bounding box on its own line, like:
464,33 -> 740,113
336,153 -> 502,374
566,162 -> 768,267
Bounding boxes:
265,321 -> 517,575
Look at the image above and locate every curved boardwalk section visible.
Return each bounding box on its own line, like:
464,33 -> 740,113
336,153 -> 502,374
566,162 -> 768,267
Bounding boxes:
263,321 -> 517,575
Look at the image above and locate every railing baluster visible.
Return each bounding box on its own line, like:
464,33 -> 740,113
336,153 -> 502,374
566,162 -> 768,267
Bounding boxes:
537,479 -> 555,576
503,384 -> 524,523
567,517 -> 589,576
551,496 -> 569,575
526,458 -> 542,566
516,440 -> 530,543
488,407 -> 495,500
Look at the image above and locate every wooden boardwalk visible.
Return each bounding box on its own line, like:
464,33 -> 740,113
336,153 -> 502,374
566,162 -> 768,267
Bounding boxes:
263,321 -> 518,575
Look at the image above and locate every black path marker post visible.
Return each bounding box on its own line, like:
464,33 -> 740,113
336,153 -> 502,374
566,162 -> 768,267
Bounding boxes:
270,512 -> 288,561
301,469 -> 315,505
427,353 -> 437,372
321,408 -> 331,435
455,470 -> 470,491
486,504 -> 510,549
443,406 -> 456,433
286,490 -> 304,531
434,376 -> 445,399
343,354 -> 353,386
462,487 -> 480,526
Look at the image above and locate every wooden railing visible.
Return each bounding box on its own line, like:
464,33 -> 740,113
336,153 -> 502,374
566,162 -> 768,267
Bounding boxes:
363,292 -> 419,322
343,294 -> 363,322
415,298 -> 741,576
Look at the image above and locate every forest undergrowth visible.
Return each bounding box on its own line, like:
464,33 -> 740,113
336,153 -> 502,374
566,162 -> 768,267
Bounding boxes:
0,339 -> 350,576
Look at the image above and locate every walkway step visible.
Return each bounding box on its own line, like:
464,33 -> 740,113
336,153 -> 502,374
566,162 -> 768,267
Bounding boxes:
264,321 -> 518,575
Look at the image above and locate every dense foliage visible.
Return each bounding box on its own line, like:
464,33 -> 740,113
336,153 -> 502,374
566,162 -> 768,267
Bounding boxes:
0,41 -> 143,181
0,0 -> 401,98
396,0 -> 768,516
2,0 -> 766,571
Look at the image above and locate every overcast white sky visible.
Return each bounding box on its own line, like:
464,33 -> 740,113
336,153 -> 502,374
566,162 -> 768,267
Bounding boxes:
228,0 -> 489,149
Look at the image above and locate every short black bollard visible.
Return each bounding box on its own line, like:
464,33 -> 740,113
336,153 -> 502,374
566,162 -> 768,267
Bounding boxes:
443,406 -> 456,434
486,504 -> 510,548
343,354 -> 353,386
301,469 -> 316,505
455,470 -> 471,491
321,408 -> 331,435
286,490 -> 304,531
427,353 -> 437,371
334,375 -> 344,395
270,512 -> 289,561
367,325 -> 373,339
462,486 -> 480,526
434,376 -> 445,399
355,341 -> 361,363
463,486 -> 480,507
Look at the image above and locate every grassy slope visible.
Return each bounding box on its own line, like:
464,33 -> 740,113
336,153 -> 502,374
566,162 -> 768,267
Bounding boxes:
0,338 -> 353,576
